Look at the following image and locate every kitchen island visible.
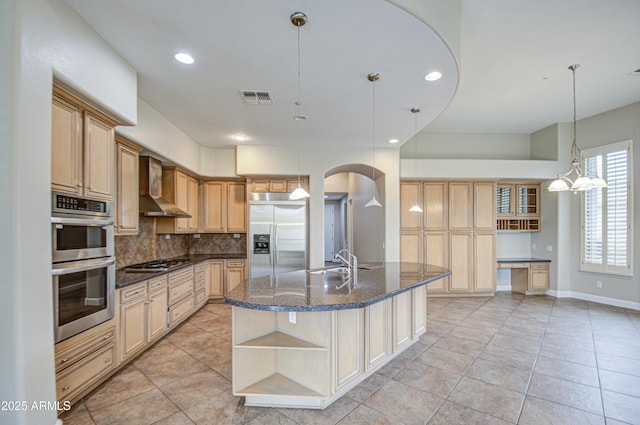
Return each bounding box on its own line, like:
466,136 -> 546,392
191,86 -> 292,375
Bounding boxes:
225,262 -> 450,409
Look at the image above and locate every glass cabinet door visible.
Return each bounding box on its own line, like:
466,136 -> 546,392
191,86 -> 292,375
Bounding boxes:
517,185 -> 539,216
496,185 -> 514,216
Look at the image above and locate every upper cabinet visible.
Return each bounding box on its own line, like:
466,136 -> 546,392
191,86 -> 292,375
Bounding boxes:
201,181 -> 247,233
250,177 -> 308,194
115,136 -> 142,235
51,86 -> 116,200
156,167 -> 199,234
496,182 -> 541,232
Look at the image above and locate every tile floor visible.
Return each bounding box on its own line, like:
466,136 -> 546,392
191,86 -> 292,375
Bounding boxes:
60,293 -> 640,425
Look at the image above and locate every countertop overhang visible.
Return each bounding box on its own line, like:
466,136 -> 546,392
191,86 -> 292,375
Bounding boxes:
224,262 -> 450,312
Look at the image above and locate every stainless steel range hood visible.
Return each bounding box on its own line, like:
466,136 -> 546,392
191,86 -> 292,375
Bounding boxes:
139,156 -> 191,218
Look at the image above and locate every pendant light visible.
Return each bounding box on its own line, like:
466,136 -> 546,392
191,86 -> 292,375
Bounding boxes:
547,64 -> 608,193
288,12 -> 311,201
409,107 -> 423,213
365,73 -> 382,208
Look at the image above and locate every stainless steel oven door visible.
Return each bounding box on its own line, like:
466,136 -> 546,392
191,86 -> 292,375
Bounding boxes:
51,217 -> 114,263
52,257 -> 115,343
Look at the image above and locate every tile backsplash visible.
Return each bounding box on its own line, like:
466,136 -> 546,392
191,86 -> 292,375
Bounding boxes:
114,217 -> 246,269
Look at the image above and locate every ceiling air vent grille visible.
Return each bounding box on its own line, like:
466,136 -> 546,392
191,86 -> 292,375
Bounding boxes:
240,90 -> 273,105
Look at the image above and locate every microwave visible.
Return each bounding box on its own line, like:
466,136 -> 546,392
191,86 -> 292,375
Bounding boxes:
51,192 -> 114,263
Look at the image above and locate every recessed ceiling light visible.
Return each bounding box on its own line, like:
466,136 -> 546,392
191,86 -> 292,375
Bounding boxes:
174,52 -> 195,64
232,134 -> 248,141
388,139 -> 399,144
424,71 -> 442,81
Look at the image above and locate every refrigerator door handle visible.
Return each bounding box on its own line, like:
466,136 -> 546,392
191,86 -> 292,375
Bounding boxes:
273,224 -> 278,265
268,224 -> 273,265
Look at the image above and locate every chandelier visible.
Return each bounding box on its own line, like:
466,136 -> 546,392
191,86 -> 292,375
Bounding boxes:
547,64 -> 607,193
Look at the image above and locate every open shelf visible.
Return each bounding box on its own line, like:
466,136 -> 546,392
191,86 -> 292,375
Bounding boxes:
497,219 -> 540,232
237,331 -> 326,350
237,373 -> 323,397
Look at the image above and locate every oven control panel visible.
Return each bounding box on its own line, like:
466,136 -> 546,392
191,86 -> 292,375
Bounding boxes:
52,192 -> 111,216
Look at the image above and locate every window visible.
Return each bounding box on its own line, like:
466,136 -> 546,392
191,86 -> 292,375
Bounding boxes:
581,140 -> 633,276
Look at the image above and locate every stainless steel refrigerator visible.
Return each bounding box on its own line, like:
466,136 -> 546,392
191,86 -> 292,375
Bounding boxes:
249,193 -> 307,278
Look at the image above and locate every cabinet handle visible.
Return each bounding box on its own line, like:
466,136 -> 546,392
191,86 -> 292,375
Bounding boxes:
76,183 -> 83,188
60,358 -> 68,364
62,386 -> 69,391
88,185 -> 93,190
103,335 -> 111,340
104,358 -> 110,363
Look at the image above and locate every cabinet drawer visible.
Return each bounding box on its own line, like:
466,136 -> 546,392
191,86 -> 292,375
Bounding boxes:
56,342 -> 115,403
148,275 -> 167,292
169,295 -> 194,326
194,278 -> 205,291
530,263 -> 549,270
169,278 -> 193,305
194,288 -> 206,305
498,262 -> 528,269
168,266 -> 194,286
120,282 -> 147,303
55,327 -> 115,373
226,260 -> 245,268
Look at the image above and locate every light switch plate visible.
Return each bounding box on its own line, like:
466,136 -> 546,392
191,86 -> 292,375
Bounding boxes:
288,311 -> 296,324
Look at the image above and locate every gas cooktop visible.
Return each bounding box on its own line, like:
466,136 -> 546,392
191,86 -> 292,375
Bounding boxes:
124,258 -> 190,273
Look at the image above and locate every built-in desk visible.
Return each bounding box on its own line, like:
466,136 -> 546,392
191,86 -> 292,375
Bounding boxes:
497,258 -> 551,295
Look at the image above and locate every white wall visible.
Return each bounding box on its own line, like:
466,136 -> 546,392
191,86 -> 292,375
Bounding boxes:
2,1 -> 137,423
402,132 -> 532,160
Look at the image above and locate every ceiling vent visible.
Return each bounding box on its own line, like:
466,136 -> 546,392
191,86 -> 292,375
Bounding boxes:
240,90 -> 273,105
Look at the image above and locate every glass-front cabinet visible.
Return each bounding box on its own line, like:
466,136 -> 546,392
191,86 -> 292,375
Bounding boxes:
496,183 -> 541,232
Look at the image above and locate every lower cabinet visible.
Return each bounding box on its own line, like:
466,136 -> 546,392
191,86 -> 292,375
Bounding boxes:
207,260 -> 225,299
119,275 -> 168,361
232,286 -> 427,409
225,260 -> 246,293
54,322 -> 116,406
168,266 -> 195,328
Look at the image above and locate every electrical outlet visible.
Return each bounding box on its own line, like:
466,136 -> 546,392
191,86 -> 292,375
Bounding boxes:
596,281 -> 603,289
233,233 -> 240,239
546,245 -> 553,252
165,234 -> 170,240
193,233 -> 201,239
532,243 -> 537,250
289,311 -> 297,324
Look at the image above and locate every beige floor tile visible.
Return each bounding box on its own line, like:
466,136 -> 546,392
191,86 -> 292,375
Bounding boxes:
602,390 -> 640,425
84,366 -> 155,411
427,400 -> 512,425
160,369 -> 232,410
478,343 -> 537,371
528,373 -> 603,415
337,404 -> 403,425
247,409 -> 299,424
376,353 -> 413,378
596,352 -> 640,376
488,333 -> 541,354
363,380 -> 443,425
137,351 -> 210,387
152,412 -> 196,425
543,333 -> 594,352
434,335 -> 486,357
132,339 -> 188,370
599,369 -> 640,398
447,325 -> 496,344
534,356 -> 600,387
538,342 -> 597,367
190,341 -> 232,368
278,395 -> 359,425
519,396 -> 604,425
344,373 -> 389,402
417,346 -> 475,375
183,390 -> 264,424
466,358 -> 531,393
394,361 -> 462,398
90,387 -> 179,425
59,402 -> 95,425
594,340 -> 640,361
447,377 -> 524,423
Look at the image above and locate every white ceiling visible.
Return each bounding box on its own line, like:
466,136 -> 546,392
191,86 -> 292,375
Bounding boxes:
65,0 -> 640,150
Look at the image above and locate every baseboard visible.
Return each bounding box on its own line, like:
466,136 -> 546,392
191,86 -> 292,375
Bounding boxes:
547,289 -> 640,311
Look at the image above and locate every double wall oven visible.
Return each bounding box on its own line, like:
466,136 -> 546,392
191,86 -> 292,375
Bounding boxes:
51,192 -> 115,343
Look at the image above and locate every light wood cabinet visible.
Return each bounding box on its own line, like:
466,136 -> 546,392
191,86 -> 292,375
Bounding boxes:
168,266 -> 195,328
115,137 -> 142,235
364,299 -> 391,370
147,277 -> 169,342
157,168 -> 199,233
499,261 -> 549,295
51,86 -> 116,200
496,183 -> 541,232
54,322 -> 116,406
201,181 -> 246,233
251,177 -> 308,194
393,291 -> 413,352
400,182 -> 422,231
400,179 -> 496,296
530,263 -> 550,291
207,260 -> 225,299
226,260 -> 246,293
334,309 -> 364,390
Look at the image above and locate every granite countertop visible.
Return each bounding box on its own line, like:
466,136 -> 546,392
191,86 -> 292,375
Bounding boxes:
115,253 -> 246,289
224,262 -> 451,312
497,257 -> 551,263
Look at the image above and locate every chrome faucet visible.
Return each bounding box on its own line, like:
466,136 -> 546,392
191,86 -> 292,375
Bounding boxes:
335,249 -> 358,279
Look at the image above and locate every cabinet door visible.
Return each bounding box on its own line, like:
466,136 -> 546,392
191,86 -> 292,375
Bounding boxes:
120,297 -> 147,360
393,291 -> 413,352
187,176 -> 199,231
424,182 -> 448,231
400,182 -> 422,230
116,142 -> 139,235
496,185 -> 514,217
269,180 -> 287,192
203,182 -> 225,232
84,113 -> 114,200
516,184 -> 540,217
530,264 -> 549,291
334,308 -> 364,390
424,232 -> 448,292
365,299 -> 390,370
449,233 -> 473,291
412,286 -> 427,338
449,182 -> 472,231
227,182 -> 247,232
175,171 -> 190,232
51,96 -> 82,195
226,262 -> 245,293
400,232 -> 422,272
148,286 -> 168,342
474,233 -> 496,292
474,182 -> 496,231
252,180 -> 269,192
207,261 -> 225,298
